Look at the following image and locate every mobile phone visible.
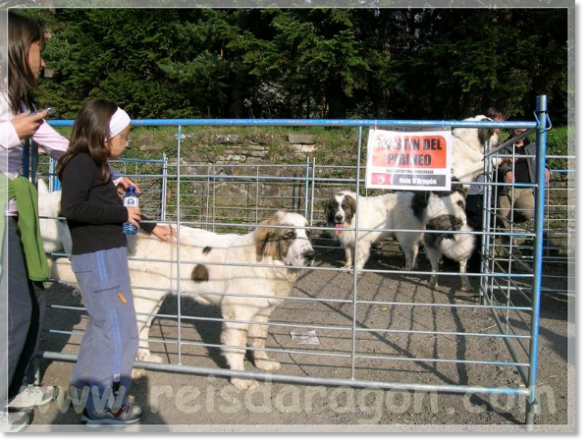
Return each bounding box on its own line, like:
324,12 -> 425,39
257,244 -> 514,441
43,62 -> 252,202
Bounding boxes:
29,107 -> 55,117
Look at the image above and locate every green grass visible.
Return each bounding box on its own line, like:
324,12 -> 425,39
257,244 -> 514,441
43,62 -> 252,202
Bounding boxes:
50,122 -> 572,173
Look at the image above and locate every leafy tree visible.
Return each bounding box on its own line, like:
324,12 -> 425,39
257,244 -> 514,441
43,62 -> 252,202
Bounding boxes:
25,8 -> 567,123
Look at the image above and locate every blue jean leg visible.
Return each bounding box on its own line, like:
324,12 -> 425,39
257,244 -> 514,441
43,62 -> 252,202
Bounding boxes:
69,247 -> 138,412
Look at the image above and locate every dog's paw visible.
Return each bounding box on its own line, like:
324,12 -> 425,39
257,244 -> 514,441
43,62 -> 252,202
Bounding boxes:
428,277 -> 438,289
460,276 -> 474,292
231,378 -> 260,390
131,368 -> 146,379
136,349 -> 163,363
136,349 -> 151,361
147,354 -> 164,363
254,359 -> 281,372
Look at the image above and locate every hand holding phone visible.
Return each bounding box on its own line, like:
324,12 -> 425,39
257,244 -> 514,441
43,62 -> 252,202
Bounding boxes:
29,107 -> 55,117
12,111 -> 49,139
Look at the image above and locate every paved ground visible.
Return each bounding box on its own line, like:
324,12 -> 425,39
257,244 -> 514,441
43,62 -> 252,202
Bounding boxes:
26,249 -> 573,432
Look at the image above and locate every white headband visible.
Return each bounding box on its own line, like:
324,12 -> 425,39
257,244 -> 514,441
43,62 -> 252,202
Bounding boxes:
109,107 -> 131,139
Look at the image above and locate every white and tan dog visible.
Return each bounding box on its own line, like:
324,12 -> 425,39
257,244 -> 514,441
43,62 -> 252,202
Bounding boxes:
324,190 -> 425,271
53,211 -> 315,390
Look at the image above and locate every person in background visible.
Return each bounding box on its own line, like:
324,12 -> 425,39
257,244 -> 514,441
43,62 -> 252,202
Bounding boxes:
498,127 -> 551,230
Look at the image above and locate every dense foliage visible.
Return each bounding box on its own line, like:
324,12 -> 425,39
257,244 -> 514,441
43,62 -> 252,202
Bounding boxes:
25,8 -> 568,124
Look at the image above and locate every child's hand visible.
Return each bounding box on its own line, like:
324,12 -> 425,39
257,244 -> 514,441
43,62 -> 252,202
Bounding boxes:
152,225 -> 176,242
127,206 -> 141,228
12,111 -> 47,140
117,177 -> 141,194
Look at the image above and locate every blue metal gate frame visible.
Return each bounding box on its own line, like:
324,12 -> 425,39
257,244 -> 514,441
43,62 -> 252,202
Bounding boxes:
39,96 -> 551,427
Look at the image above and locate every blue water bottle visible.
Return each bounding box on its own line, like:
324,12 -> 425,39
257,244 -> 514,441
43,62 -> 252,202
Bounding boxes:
122,186 -> 139,236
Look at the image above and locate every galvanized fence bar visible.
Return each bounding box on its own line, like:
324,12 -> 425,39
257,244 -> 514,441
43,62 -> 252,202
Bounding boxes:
175,125 -> 183,365
350,126 -> 363,381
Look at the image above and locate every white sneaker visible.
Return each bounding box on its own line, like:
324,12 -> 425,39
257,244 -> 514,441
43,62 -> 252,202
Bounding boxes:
81,403 -> 142,425
8,385 -> 59,410
0,410 -> 31,432
67,386 -> 135,409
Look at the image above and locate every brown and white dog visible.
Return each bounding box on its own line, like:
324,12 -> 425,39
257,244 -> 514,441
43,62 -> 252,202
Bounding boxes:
324,190 -> 425,271
53,210 -> 315,390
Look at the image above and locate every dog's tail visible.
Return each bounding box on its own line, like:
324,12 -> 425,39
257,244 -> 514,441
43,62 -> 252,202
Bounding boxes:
436,226 -> 475,262
424,215 -> 476,262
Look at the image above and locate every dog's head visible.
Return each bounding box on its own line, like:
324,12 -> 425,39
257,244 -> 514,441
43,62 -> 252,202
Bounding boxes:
255,211 -> 315,267
325,191 -> 357,235
453,115 -> 499,153
426,180 -> 468,222
477,117 -> 499,147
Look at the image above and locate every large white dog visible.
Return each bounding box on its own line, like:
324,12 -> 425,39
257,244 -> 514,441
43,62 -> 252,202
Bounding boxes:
451,115 -> 500,189
53,210 -> 315,390
324,190 -> 425,271
38,179 -> 72,255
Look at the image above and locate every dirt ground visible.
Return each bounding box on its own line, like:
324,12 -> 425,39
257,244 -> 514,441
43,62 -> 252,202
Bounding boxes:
25,248 -> 573,432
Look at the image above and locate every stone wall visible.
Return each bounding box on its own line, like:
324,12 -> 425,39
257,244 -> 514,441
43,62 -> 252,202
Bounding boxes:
134,132 -> 353,226
168,133 -> 319,164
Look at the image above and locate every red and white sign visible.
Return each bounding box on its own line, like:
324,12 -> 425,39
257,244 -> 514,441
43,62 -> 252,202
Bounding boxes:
365,129 -> 452,191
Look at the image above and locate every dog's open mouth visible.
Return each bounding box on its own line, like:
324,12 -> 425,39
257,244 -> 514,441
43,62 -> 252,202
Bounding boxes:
335,223 -> 343,235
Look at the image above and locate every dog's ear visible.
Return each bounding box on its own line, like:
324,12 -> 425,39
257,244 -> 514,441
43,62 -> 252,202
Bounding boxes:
344,195 -> 357,218
324,198 -> 336,224
255,212 -> 282,262
478,118 -> 496,145
454,184 -> 468,198
255,223 -> 272,262
450,178 -> 468,197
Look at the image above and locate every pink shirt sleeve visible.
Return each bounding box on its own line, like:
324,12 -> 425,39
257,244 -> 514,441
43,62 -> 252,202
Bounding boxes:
32,120 -> 69,160
2,111 -> 123,185
0,121 -> 21,150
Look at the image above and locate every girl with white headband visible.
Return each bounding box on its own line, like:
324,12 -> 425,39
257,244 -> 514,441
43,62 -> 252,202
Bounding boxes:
56,98 -> 172,425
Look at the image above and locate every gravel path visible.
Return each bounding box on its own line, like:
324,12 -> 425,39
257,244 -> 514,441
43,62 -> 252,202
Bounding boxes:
27,250 -> 573,431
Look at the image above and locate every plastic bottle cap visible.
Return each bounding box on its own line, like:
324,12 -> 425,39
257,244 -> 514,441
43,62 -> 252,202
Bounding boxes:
127,186 -> 136,193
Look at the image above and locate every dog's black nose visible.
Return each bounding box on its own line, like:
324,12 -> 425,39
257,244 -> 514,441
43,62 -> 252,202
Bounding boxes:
335,215 -> 343,222
304,250 -> 316,260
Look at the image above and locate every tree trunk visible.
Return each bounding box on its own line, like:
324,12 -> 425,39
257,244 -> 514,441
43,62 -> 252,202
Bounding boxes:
229,70 -> 243,118
325,81 -> 346,119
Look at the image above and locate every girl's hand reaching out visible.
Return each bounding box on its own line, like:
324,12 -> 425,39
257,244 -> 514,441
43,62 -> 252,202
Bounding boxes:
152,225 -> 176,242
